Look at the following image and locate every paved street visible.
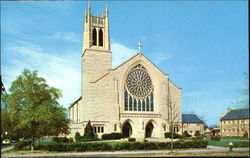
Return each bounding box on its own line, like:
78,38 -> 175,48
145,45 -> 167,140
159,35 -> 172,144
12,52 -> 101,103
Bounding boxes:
1,146 -> 14,153
1,146 -> 249,157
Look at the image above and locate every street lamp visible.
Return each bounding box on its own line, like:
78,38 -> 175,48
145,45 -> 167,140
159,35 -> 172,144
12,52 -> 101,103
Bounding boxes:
229,142 -> 234,152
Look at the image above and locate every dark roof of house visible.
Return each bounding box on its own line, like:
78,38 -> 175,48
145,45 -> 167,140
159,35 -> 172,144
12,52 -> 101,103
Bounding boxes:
220,109 -> 249,120
182,114 -> 203,123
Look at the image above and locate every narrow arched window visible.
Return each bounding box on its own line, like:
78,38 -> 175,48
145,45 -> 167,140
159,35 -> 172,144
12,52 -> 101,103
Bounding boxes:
124,90 -> 128,111
142,99 -> 145,111
99,29 -> 103,46
138,100 -> 141,111
150,93 -> 154,111
146,97 -> 150,111
129,96 -> 132,110
130,99 -> 134,111
92,28 -> 97,46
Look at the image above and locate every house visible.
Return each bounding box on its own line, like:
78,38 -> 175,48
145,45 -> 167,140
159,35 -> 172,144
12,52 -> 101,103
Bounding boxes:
220,108 -> 249,137
181,114 -> 204,136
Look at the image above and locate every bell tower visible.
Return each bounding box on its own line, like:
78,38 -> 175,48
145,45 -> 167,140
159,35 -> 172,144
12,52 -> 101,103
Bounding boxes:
81,1 -> 111,96
83,1 -> 110,51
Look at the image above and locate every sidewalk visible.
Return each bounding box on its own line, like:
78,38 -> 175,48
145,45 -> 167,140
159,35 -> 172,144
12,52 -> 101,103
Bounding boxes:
1,146 -> 14,153
1,146 -> 249,157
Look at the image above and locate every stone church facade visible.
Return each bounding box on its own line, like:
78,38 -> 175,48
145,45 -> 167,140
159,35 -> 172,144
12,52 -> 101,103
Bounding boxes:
68,2 -> 182,139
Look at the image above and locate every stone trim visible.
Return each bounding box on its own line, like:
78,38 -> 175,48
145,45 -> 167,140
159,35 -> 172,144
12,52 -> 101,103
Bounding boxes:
82,48 -> 111,57
81,121 -> 110,123
120,113 -> 161,118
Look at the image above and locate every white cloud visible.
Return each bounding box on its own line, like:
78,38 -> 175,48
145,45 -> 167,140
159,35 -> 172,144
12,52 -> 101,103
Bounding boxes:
152,52 -> 173,64
111,42 -> 137,68
2,41 -> 138,108
44,32 -> 81,44
2,41 -> 81,108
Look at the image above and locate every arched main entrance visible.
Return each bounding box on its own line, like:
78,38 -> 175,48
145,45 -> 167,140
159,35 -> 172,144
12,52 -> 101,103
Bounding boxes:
145,122 -> 154,138
122,122 -> 132,138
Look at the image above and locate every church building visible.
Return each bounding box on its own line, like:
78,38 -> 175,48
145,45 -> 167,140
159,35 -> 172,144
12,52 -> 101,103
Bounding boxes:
68,2 -> 182,139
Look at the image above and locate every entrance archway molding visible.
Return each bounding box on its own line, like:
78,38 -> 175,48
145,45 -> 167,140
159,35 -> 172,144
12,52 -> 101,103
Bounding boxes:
121,119 -> 134,138
144,119 -> 157,138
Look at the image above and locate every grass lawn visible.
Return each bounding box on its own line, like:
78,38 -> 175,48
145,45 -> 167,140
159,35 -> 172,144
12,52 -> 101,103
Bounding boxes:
220,137 -> 249,140
208,139 -> 250,147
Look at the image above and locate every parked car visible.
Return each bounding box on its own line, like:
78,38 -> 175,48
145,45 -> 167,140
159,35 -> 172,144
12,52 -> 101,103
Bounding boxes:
10,140 -> 17,144
2,139 -> 11,145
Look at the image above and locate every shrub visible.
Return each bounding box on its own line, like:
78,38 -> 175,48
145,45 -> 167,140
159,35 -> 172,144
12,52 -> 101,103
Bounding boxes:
83,120 -> 95,140
194,131 -> 200,137
164,132 -> 182,139
75,132 -> 81,141
15,140 -> 32,150
79,137 -> 98,142
69,138 -> 74,142
128,138 -> 136,142
102,133 -> 122,140
211,136 -> 220,141
52,137 -> 70,143
183,131 -> 191,137
195,135 -> 204,140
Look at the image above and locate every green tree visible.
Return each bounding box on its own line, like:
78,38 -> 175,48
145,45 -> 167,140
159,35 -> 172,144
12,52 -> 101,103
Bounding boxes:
232,72 -> 249,108
4,69 -> 69,150
1,111 -> 11,139
74,132 -> 81,141
1,93 -> 21,140
83,120 -> 95,140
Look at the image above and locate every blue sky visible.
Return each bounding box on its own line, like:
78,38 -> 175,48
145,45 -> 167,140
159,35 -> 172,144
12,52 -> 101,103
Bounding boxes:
1,1 -> 248,126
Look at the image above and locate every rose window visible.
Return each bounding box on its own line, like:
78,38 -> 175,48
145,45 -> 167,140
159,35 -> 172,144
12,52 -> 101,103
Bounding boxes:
124,64 -> 154,112
126,68 -> 153,99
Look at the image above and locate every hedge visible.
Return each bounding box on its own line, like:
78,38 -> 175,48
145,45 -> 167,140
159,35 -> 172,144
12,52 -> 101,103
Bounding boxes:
211,136 -> 220,141
128,138 -> 136,142
34,140 -> 208,152
102,133 -> 122,140
183,131 -> 191,137
164,132 -> 182,139
15,140 -> 32,150
52,137 -> 73,143
194,131 -> 200,136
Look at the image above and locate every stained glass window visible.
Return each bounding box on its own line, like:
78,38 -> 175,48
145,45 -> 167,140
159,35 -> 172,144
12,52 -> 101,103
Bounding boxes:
124,64 -> 154,112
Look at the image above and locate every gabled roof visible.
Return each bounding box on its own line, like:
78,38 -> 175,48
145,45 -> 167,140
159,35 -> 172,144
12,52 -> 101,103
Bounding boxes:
69,96 -> 82,109
92,53 -> 169,84
220,108 -> 249,121
182,114 -> 203,123
112,53 -> 168,77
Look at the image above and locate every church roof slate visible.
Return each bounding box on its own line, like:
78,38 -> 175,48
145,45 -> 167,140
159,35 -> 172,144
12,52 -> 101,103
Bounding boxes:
220,108 -> 249,121
182,114 -> 203,123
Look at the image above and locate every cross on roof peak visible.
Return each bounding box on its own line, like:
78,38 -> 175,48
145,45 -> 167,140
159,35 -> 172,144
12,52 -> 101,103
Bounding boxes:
137,41 -> 143,53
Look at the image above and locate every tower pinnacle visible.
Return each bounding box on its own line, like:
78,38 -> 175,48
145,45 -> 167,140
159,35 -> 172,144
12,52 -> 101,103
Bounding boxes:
87,0 -> 91,15
88,0 -> 91,9
106,4 -> 108,16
